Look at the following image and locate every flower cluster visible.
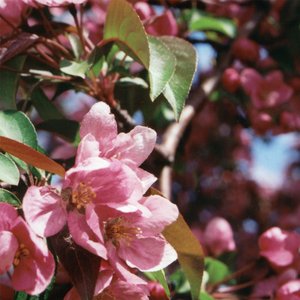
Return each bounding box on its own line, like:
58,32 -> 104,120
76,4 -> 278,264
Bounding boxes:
21,102 -> 179,298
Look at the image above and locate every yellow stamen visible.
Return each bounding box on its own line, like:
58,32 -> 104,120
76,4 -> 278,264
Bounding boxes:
13,243 -> 30,267
103,217 -> 142,247
72,182 -> 96,210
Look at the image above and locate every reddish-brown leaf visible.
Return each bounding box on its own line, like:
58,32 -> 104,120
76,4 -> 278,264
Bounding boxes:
0,136 -> 65,177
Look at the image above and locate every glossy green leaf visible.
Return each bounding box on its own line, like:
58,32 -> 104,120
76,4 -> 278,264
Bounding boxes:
60,59 -> 90,79
0,188 -> 21,206
0,55 -> 26,110
103,0 -> 150,68
169,268 -> 191,294
144,270 -> 170,297
0,110 -> 37,149
31,88 -> 64,121
0,154 -> 19,185
148,36 -> 176,100
190,12 -> 236,38
205,257 -> 231,285
159,36 -> 197,120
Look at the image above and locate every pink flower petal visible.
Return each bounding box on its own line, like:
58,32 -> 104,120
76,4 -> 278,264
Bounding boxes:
0,231 -> 18,274
11,218 -> 55,295
68,211 -> 107,259
80,102 -> 118,153
75,134 -> 100,165
135,168 -> 157,193
138,195 -> 179,235
240,68 -> 262,95
119,236 -> 177,272
23,186 -> 67,237
108,126 -> 157,168
0,203 -> 18,231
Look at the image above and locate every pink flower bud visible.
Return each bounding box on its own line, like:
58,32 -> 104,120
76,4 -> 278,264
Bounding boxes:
204,217 -> 236,256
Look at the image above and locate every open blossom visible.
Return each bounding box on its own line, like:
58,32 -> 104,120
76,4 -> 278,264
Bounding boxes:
23,156 -> 143,238
259,227 -> 300,272
240,69 -> 293,109
0,203 -> 54,295
68,195 -> 179,273
79,102 -> 157,193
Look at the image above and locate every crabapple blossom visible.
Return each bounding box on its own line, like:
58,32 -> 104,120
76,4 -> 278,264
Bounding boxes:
259,227 -> 300,272
0,203 -> 55,295
204,217 -> 236,256
68,195 -> 179,272
240,69 -> 293,109
23,156 -> 143,238
79,101 -> 157,193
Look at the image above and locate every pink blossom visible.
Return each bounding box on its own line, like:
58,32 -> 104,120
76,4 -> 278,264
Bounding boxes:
240,69 -> 293,109
204,217 -> 236,256
0,0 -> 27,36
68,195 -> 178,273
276,280 -> 300,300
66,278 -> 149,300
23,0 -> 87,6
23,156 -> 143,238
0,203 -> 55,295
259,227 -> 300,271
79,102 -> 157,193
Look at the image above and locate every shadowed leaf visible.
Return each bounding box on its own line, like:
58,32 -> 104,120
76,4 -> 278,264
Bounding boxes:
49,227 -> 101,300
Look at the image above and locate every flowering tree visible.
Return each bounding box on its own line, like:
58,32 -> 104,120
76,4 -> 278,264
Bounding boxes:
0,0 -> 299,299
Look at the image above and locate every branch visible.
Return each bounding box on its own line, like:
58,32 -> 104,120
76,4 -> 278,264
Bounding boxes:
158,7 -> 267,199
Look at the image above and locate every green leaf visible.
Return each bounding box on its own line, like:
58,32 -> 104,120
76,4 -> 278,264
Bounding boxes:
67,33 -> 83,60
31,88 -> 64,121
159,36 -> 197,120
0,55 -> 26,110
103,0 -> 150,68
189,12 -> 236,38
0,110 -> 37,149
60,59 -> 90,79
0,188 -> 21,206
148,36 -> 176,100
144,270 -> 170,297
200,292 -> 215,300
205,257 -> 231,285
0,153 -> 19,185
170,268 -> 191,294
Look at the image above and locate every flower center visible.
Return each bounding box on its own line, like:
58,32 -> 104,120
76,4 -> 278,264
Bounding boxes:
72,182 -> 96,210
103,217 -> 142,247
13,243 -> 30,267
